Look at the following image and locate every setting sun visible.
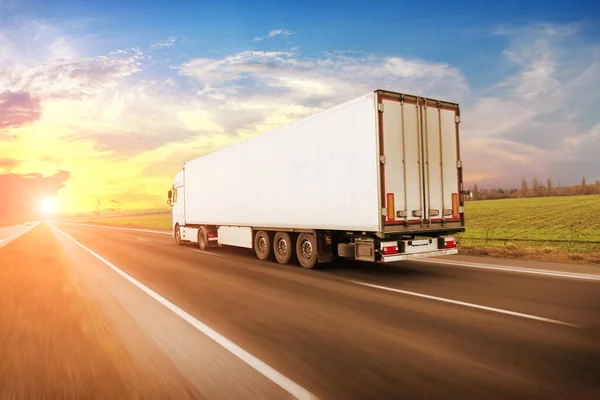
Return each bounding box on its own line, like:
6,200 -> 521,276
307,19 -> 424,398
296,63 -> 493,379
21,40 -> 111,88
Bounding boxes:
39,197 -> 57,216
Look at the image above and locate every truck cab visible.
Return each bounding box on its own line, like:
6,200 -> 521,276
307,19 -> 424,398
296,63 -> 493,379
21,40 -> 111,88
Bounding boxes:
168,170 -> 185,243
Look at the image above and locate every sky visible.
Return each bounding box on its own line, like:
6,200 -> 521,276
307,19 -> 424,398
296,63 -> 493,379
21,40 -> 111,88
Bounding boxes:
0,0 -> 599,222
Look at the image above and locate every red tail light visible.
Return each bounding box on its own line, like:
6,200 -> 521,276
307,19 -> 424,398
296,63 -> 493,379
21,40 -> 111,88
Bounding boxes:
208,232 -> 218,238
445,239 -> 456,249
382,246 -> 399,255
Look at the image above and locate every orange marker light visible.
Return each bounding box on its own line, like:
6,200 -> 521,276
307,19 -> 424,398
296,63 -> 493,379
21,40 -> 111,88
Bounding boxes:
452,193 -> 459,218
386,193 -> 395,221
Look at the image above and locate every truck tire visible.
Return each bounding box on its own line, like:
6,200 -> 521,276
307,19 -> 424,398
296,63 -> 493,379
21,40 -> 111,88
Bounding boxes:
198,227 -> 209,251
274,232 -> 294,265
174,224 -> 183,245
254,231 -> 271,261
296,233 -> 318,269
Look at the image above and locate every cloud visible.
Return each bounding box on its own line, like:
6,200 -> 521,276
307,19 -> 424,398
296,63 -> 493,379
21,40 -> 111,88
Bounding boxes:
253,29 -> 295,41
0,22 -> 146,100
178,49 -> 468,106
0,90 -> 41,129
151,36 -> 177,48
4,48 -> 146,100
494,23 -> 580,38
461,23 -> 600,187
176,48 -> 468,153
0,158 -> 19,170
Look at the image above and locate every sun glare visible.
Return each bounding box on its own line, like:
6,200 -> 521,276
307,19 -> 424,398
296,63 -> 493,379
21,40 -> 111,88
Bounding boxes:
40,197 -> 57,216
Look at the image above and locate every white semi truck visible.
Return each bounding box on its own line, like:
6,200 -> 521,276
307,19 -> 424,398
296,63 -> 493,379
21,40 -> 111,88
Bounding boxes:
167,89 -> 466,269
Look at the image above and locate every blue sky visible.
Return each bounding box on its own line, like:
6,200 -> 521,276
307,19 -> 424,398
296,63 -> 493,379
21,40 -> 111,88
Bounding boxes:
4,0 -> 597,93
0,0 -> 599,211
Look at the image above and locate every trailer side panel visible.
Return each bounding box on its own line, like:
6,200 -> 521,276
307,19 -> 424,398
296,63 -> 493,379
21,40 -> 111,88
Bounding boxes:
184,93 -> 380,232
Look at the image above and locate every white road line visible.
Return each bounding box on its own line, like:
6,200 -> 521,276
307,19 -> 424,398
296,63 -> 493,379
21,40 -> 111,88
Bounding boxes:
189,249 -> 223,257
61,222 -> 171,235
136,238 -> 149,242
0,227 -> 33,248
348,280 -> 580,329
50,224 -> 317,400
420,259 -> 600,282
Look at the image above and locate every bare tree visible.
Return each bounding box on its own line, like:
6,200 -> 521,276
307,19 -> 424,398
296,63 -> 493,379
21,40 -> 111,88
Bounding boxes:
547,177 -> 553,196
521,178 -> 528,197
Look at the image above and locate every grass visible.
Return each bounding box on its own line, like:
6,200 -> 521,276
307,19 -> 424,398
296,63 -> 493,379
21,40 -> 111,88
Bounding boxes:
459,195 -> 600,243
71,195 -> 600,264
456,195 -> 600,264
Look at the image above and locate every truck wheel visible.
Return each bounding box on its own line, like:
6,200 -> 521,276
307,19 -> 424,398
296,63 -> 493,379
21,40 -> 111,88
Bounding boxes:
198,227 -> 209,251
274,232 -> 294,265
254,231 -> 271,261
296,233 -> 318,269
174,224 -> 183,245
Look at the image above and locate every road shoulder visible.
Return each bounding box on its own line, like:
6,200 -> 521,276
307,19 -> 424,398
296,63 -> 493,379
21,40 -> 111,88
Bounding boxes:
435,254 -> 600,276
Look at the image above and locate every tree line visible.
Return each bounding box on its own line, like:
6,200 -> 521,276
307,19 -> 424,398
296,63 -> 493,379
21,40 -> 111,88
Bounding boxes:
468,177 -> 600,200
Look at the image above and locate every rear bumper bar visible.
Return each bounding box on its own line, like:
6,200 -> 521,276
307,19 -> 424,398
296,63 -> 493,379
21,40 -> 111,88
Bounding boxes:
380,248 -> 458,262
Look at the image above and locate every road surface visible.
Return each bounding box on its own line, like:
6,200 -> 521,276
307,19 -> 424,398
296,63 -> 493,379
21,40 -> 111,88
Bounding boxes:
0,222 -> 599,399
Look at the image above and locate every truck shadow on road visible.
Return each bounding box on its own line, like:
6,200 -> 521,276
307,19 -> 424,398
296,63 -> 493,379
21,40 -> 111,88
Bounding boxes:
186,243 -> 441,281
318,259 -> 439,280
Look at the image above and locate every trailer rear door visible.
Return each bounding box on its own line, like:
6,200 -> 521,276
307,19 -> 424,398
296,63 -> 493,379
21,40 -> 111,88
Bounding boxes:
378,92 -> 463,231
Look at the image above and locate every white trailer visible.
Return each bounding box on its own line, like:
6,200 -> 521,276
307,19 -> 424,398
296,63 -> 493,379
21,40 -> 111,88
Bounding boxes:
167,89 -> 466,269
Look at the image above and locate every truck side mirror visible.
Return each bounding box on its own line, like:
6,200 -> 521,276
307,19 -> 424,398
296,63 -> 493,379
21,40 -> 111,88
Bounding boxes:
168,190 -> 173,199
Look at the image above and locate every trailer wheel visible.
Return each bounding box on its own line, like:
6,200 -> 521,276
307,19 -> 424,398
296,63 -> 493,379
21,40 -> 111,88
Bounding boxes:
174,224 -> 183,245
254,231 -> 271,261
198,227 -> 209,251
296,233 -> 318,269
274,232 -> 294,265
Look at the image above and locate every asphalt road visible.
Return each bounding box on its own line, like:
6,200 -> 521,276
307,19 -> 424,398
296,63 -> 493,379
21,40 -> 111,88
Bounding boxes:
1,222 -> 599,399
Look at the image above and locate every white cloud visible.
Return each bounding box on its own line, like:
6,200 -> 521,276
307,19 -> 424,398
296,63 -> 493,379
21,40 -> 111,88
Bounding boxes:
175,48 -> 469,148
0,22 -> 147,100
178,49 -> 468,104
253,29 -> 295,41
151,36 -> 177,48
461,23 -> 600,187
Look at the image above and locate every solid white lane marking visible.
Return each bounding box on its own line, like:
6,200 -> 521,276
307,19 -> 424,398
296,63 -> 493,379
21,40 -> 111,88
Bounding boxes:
50,224 -> 317,400
420,259 -> 600,282
61,222 -> 171,235
0,227 -> 34,248
189,249 -> 223,257
348,280 -> 579,329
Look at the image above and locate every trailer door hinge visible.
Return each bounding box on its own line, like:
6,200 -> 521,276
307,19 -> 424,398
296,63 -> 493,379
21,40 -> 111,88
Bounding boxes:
382,208 -> 388,217
455,115 -> 461,123
379,155 -> 386,164
456,160 -> 463,168
378,103 -> 384,112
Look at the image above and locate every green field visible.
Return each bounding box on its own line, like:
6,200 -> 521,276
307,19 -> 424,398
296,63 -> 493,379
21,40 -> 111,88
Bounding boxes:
454,195 -> 600,263
73,195 -> 600,263
459,195 -> 600,242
